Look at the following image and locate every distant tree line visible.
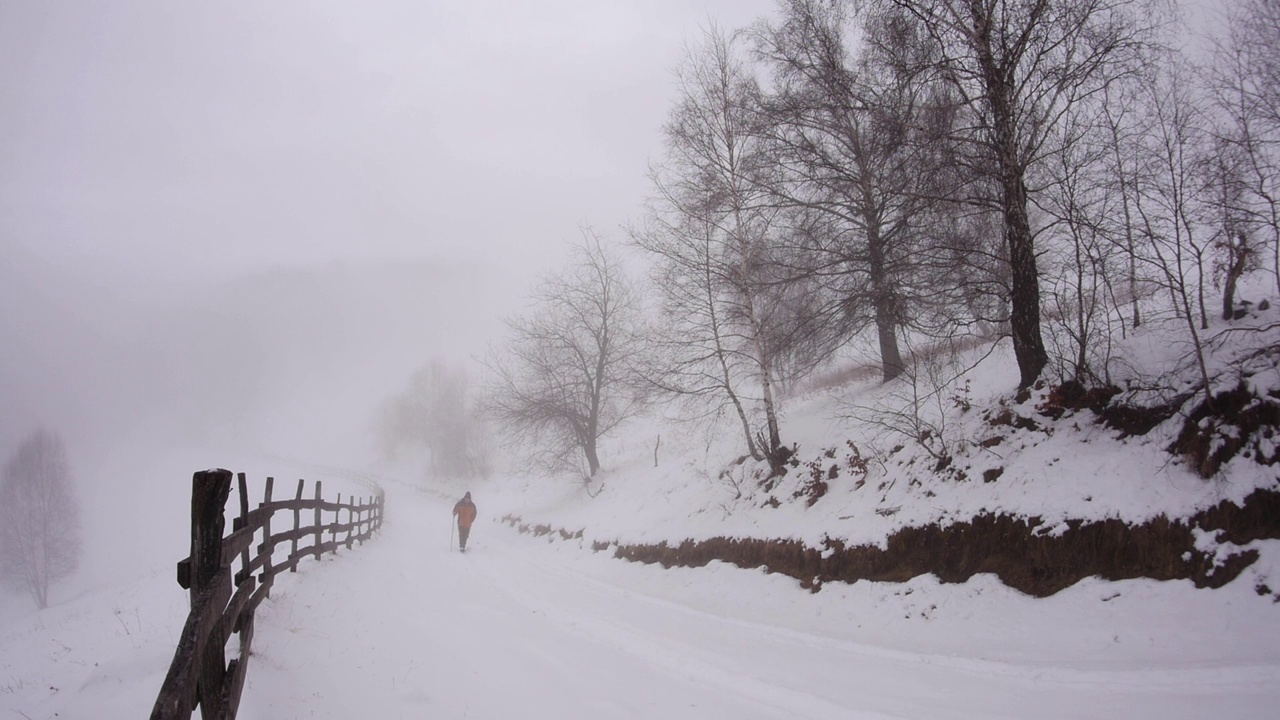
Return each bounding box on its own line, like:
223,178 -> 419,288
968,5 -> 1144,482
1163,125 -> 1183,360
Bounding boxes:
375,360 -> 492,480
482,0 -> 1280,478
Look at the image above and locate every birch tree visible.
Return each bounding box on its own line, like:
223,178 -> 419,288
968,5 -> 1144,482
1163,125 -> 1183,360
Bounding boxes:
641,25 -> 795,468
0,429 -> 81,609
481,231 -> 646,478
880,0 -> 1155,388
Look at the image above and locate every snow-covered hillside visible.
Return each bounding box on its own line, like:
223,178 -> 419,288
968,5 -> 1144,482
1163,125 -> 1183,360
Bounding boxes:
2,471 -> 1277,719
1,289 -> 1277,719
496,293 -> 1279,566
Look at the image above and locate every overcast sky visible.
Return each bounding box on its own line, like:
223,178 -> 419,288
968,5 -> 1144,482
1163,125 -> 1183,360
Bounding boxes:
0,0 -> 1222,458
0,0 -> 787,473
1,0 -> 780,283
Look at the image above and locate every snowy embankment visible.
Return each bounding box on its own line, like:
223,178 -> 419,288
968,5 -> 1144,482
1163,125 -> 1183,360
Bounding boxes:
6,475 -> 1274,720
491,303 -> 1280,582
1,303 -> 1277,718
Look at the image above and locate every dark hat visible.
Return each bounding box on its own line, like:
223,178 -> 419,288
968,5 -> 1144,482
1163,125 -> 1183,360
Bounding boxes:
463,491 -> 471,499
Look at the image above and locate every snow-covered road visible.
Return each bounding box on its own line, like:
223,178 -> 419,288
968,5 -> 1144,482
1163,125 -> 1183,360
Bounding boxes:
236,483 -> 1280,720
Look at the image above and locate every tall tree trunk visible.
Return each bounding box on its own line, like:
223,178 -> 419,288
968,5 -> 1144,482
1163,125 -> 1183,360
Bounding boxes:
1004,172 -> 1049,388
706,252 -> 762,460
981,46 -> 1048,389
863,192 -> 904,382
1072,224 -> 1090,382
875,299 -> 904,382
1116,157 -> 1141,329
741,275 -> 784,465
1222,232 -> 1248,320
584,440 -> 601,477
756,344 -> 784,463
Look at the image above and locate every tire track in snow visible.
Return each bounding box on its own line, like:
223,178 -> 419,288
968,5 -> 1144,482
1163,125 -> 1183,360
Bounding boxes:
460,539 -> 900,720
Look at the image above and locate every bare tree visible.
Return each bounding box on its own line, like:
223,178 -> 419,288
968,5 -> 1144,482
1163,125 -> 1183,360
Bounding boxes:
631,210 -> 766,461
881,0 -> 1155,388
1039,112 -> 1119,385
375,360 -> 491,479
1129,55 -> 1215,402
481,230 -> 647,478
1207,0 -> 1280,296
754,0 -> 947,382
1099,78 -> 1150,330
1200,135 -> 1262,320
0,429 -> 82,610
640,24 -> 798,469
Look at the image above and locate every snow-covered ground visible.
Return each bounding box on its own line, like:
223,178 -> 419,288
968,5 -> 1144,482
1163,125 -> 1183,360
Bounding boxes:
2,469 -> 1278,719
2,290 -> 1278,718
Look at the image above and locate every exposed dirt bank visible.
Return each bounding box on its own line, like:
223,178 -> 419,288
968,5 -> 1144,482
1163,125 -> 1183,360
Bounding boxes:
503,488 -> 1280,597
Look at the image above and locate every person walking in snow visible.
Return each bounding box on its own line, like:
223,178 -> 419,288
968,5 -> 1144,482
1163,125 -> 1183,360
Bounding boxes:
452,491 -> 477,552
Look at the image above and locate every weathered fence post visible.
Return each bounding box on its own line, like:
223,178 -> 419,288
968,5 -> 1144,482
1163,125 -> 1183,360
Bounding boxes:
335,492 -> 343,551
192,469 -> 232,720
353,497 -> 362,547
344,496 -> 353,549
234,473 -> 250,585
153,471 -> 385,720
314,481 -> 323,561
291,479 -> 304,572
261,477 -> 274,595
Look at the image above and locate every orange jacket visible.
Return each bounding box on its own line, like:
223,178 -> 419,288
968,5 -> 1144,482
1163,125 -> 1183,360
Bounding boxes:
453,498 -> 477,529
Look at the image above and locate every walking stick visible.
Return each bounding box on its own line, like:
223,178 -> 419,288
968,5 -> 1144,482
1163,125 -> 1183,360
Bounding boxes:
450,519 -> 455,551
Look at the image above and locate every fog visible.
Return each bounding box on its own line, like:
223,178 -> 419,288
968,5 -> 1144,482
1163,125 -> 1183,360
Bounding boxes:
0,0 -> 775,601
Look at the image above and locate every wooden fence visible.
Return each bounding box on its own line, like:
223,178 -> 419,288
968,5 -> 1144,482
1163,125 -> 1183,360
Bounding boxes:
150,469 -> 385,720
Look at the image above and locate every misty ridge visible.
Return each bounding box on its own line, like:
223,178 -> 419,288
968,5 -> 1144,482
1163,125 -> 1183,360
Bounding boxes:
1,254 -> 512,462
0,252 -> 518,596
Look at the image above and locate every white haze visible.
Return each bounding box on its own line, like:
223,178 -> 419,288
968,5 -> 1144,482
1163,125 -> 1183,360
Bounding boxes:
0,0 -> 775,611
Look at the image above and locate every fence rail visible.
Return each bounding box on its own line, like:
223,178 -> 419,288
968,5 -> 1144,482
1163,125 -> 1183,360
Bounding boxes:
151,469 -> 385,720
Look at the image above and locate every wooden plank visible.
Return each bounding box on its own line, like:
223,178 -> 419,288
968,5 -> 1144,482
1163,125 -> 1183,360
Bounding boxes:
177,517 -> 264,585
313,481 -> 323,561
240,608 -> 255,661
283,547 -> 314,569
246,572 -> 274,615
177,558 -> 191,590
347,497 -> 358,548
190,470 -> 232,597
283,537 -> 338,567
149,566 -> 233,720
267,526 -> 312,548
259,497 -> 322,512
222,525 -> 256,574
261,477 -> 274,595
301,499 -> 344,513
236,473 -> 250,587
243,504 -> 272,529
227,605 -> 255,717
349,497 -> 357,547
326,520 -> 358,536
290,479 -> 304,572
220,655 -> 248,720
243,496 -> 362,514
197,567 -> 232,719
228,576 -> 257,635
189,470 -> 232,719
243,551 -> 269,579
